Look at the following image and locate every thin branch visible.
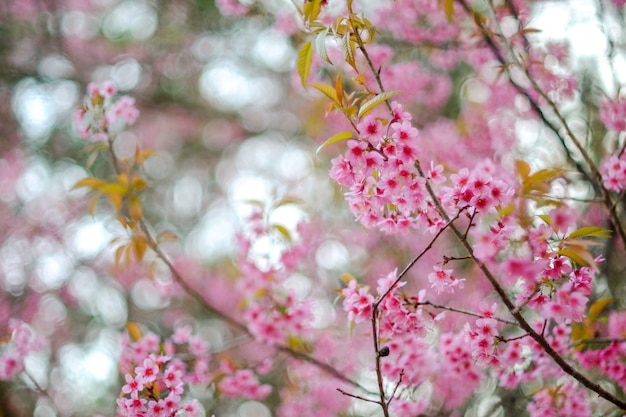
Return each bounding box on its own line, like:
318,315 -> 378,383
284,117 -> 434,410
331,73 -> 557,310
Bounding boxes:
571,337 -> 626,347
387,369 -> 404,407
460,0 -> 626,252
103,136 -> 371,396
375,210 -> 464,309
415,300 -> 517,326
337,388 -> 381,405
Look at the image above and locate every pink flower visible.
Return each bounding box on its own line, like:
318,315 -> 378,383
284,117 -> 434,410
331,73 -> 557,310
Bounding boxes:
341,280 -> 374,323
136,358 -> 159,383
428,266 -> 465,294
121,373 -> 144,395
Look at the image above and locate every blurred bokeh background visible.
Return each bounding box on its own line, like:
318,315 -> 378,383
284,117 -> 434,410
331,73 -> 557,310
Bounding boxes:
2,0 -> 626,416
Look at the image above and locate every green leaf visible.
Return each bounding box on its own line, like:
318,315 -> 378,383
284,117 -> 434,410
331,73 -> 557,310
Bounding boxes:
568,226 -> 612,239
297,41 -> 313,87
357,90 -> 403,118
316,131 -> 353,155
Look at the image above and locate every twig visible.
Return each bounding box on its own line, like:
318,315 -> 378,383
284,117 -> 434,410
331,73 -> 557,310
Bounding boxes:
387,369 -> 404,407
415,300 -> 517,326
337,388 -> 381,405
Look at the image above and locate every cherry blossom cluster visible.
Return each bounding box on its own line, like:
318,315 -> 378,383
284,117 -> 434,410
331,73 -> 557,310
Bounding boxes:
217,360 -> 272,400
527,380 -> 591,417
599,97 -> 626,132
74,80 -> 139,142
330,103 -> 442,234
0,319 -> 44,380
437,163 -> 515,217
235,207 -> 314,346
374,0 -> 459,46
575,311 -> 626,391
117,328 -> 209,417
600,153 -> 626,192
342,273 -> 486,412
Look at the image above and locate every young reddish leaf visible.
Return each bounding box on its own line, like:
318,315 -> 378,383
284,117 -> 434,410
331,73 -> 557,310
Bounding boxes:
357,90 -> 403,118
315,131 -> 353,155
297,41 -> 313,87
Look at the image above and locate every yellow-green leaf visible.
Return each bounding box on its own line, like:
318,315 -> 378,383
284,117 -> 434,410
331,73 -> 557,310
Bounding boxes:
275,197 -> 302,207
309,82 -> 340,104
315,28 -> 331,64
527,168 -> 565,184
571,321 -> 593,350
335,74 -> 343,106
340,273 -> 355,285
272,224 -> 292,242
157,230 -> 178,243
538,214 -> 551,226
72,177 -> 103,190
134,236 -> 147,261
315,131 -> 353,155
589,297 -> 613,320
557,248 -> 594,268
129,196 -> 143,220
568,226 -> 612,240
357,90 -> 403,118
341,32 -> 356,71
443,0 -> 454,22
126,322 -> 142,342
303,0 -> 323,23
297,42 -> 313,87
515,159 -> 530,180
